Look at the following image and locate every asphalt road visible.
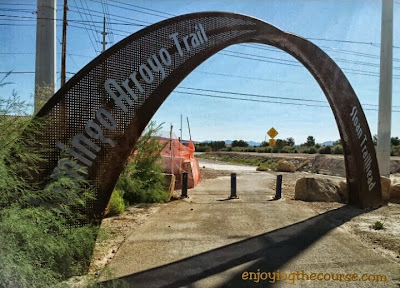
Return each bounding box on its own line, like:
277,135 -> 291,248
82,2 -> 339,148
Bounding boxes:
98,163 -> 400,288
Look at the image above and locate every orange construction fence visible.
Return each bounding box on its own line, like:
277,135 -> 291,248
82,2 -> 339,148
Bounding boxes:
159,138 -> 201,189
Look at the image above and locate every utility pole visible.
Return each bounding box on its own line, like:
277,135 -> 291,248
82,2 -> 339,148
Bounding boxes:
377,0 -> 393,177
180,114 -> 182,141
61,0 -> 68,86
187,117 -> 192,141
101,16 -> 107,52
35,0 -> 56,113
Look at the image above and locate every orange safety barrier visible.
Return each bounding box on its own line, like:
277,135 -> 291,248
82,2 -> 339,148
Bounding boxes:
159,138 -> 201,189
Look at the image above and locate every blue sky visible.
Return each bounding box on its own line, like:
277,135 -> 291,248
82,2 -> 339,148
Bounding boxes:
1,0 -> 399,145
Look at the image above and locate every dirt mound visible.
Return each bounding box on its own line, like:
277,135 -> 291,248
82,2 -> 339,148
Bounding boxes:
206,152 -> 400,177
311,155 -> 346,177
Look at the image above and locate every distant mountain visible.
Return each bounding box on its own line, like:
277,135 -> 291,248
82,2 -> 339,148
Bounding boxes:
248,141 -> 261,147
321,141 -> 334,146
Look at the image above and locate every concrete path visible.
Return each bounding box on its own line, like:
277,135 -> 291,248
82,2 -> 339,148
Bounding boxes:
99,165 -> 400,288
198,159 -> 258,172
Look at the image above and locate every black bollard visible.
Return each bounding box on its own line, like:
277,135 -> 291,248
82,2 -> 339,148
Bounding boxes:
181,172 -> 188,198
275,174 -> 282,199
230,173 -> 238,199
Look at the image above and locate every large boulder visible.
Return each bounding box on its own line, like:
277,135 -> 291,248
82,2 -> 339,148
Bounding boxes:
295,177 -> 345,202
390,184 -> 400,203
276,159 -> 297,173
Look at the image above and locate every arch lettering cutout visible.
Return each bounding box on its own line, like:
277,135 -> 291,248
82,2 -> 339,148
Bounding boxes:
34,12 -> 382,220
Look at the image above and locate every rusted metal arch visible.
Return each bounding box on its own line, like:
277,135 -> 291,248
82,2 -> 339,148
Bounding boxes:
35,12 -> 382,219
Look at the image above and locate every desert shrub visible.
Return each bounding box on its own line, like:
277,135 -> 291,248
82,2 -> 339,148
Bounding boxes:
332,145 -> 343,154
195,142 -> 211,152
231,140 -> 248,147
195,145 -> 211,152
107,189 -> 126,217
307,147 -> 317,154
244,147 -> 256,152
0,206 -> 97,287
371,221 -> 384,230
117,122 -> 169,204
256,147 -> 270,153
256,159 -> 277,172
319,146 -> 332,154
391,145 -> 400,156
232,146 -> 244,152
0,77 -> 98,287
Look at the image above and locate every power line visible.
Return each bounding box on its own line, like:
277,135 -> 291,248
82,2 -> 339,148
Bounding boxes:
96,0 -> 170,19
68,23 -> 127,38
219,51 -> 400,79
111,0 -> 176,17
67,3 -> 152,25
0,15 -> 145,27
81,0 -> 101,43
0,8 -> 36,13
56,36 -> 79,69
0,71 -> 76,74
96,2 -> 400,49
58,20 -> 393,78
239,43 -> 400,63
3,9 -> 398,58
0,2 -> 62,7
78,0 -> 102,52
3,71 -> 397,111
223,48 -> 400,70
306,37 -> 400,49
71,0 -> 100,53
178,86 -> 400,108
172,90 -> 400,113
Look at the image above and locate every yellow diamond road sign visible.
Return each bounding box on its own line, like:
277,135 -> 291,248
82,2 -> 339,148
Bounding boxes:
269,139 -> 276,147
267,127 -> 278,139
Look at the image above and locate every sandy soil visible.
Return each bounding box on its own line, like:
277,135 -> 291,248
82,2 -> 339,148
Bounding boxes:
267,170 -> 400,263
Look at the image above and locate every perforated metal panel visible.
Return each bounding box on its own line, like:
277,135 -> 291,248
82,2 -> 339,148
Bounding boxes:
34,12 -> 382,221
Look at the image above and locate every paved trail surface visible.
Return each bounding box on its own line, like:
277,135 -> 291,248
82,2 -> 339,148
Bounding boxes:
99,162 -> 400,288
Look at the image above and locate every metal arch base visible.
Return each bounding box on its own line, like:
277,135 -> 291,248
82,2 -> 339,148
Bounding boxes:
33,12 -> 382,221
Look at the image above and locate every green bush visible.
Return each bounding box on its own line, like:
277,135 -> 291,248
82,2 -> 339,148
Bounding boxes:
371,221 -> 384,230
0,206 -> 97,287
117,122 -> 169,204
391,145 -> 400,156
307,147 -> 317,154
319,146 -> 332,154
244,147 -> 256,152
256,147 -> 270,153
332,145 -> 343,154
0,78 -> 98,287
195,145 -> 211,152
107,189 -> 126,217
